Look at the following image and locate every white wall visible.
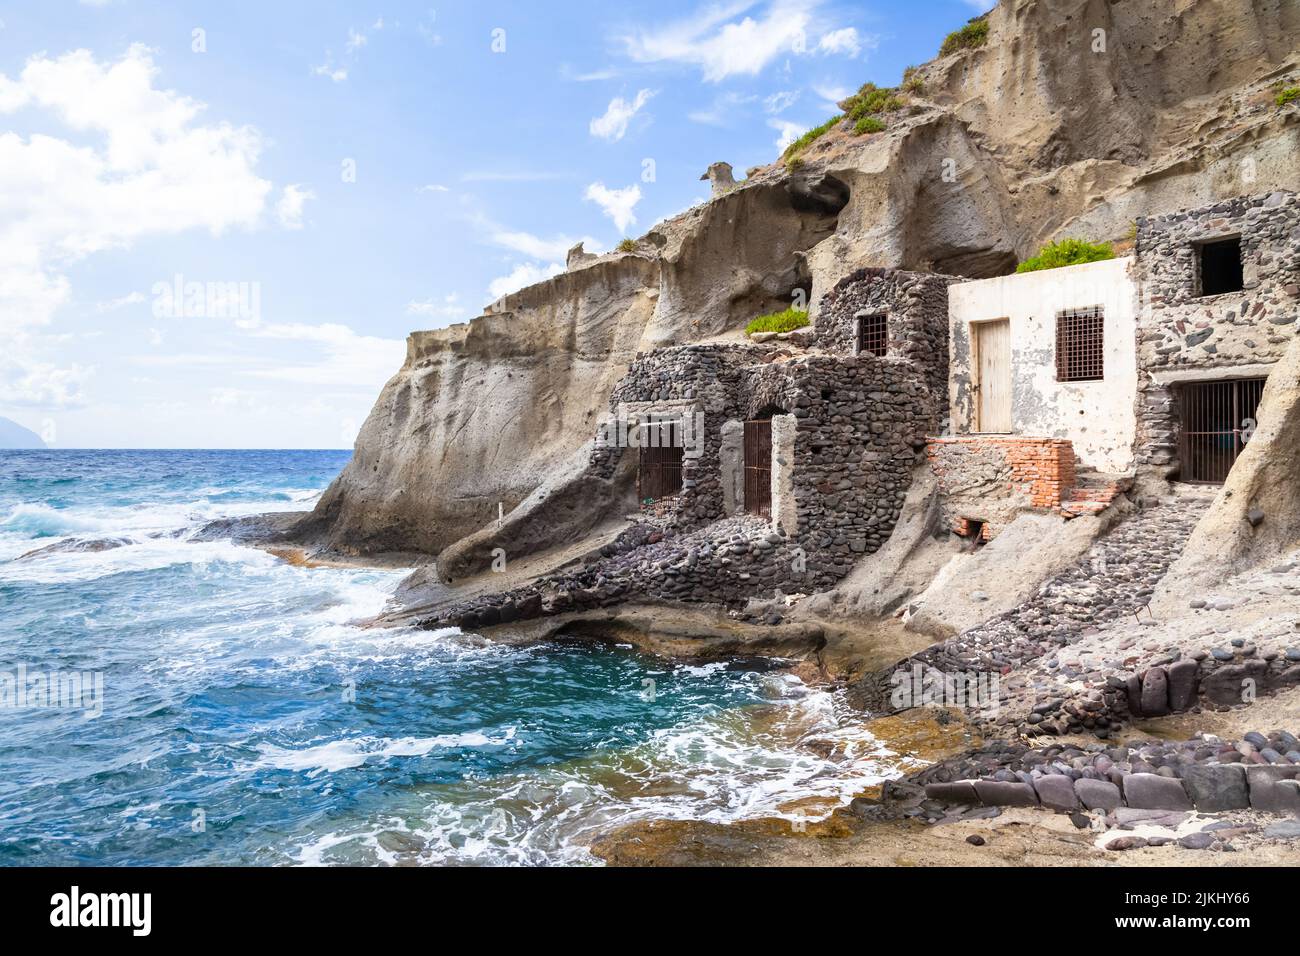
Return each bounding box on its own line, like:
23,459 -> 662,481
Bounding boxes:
949,257 -> 1138,473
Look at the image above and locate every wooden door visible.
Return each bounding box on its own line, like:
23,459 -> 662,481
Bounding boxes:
743,419 -> 772,515
975,320 -> 1012,433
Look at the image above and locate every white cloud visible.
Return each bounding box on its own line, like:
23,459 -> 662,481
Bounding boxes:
817,27 -> 860,57
242,322 -> 405,389
584,182 -> 642,234
768,118 -> 807,151
618,0 -> 815,82
560,65 -> 619,82
312,62 -> 347,83
812,82 -> 850,110
418,183 -> 450,193
590,88 -> 656,142
314,20 -> 385,82
94,291 -> 146,312
764,89 -> 799,114
0,45 -> 271,408
275,184 -> 315,229
688,91 -> 757,126
487,262 -> 565,301
0,353 -> 92,408
406,293 -> 468,322
210,386 -> 258,409
490,229 -> 593,261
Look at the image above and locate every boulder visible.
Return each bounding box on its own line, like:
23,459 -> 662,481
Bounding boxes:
1074,778 -> 1122,811
1179,763 -> 1250,811
1246,767 -> 1300,814
1033,774 -> 1080,811
924,781 -> 978,805
1123,773 -> 1193,810
1167,659 -> 1200,711
973,780 -> 1039,808
1140,666 -> 1170,717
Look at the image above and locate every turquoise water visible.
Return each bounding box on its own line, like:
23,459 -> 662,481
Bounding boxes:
0,450 -> 903,866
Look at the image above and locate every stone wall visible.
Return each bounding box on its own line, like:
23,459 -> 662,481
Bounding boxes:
1134,190 -> 1300,472
813,267 -> 954,416
422,345 -> 937,630
925,436 -> 1077,537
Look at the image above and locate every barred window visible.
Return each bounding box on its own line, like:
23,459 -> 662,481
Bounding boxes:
857,313 -> 887,357
1055,306 -> 1105,382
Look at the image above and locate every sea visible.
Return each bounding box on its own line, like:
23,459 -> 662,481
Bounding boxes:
0,449 -> 910,865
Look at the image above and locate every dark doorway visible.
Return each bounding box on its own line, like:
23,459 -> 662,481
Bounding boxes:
1178,378 -> 1265,483
638,421 -> 684,501
743,418 -> 772,515
1198,237 -> 1244,297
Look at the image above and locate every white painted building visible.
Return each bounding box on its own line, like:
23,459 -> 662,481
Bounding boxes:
947,257 -> 1139,474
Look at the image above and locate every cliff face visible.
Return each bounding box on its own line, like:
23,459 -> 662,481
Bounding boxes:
293,0 -> 1300,560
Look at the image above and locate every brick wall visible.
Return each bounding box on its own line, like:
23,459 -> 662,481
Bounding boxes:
926,436 -> 1078,536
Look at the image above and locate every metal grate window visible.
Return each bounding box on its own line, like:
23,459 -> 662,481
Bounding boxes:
1178,378 -> 1266,484
857,313 -> 887,357
1055,306 -> 1105,382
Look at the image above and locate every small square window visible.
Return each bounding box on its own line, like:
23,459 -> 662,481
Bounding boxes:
1056,306 -> 1104,382
857,313 -> 887,356
1198,237 -> 1243,297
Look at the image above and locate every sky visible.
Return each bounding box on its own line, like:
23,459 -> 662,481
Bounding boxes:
0,0 -> 995,448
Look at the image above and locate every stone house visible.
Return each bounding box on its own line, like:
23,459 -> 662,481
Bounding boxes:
935,190 -> 1300,539
1133,190 -> 1300,483
595,265 -> 953,581
428,267 -> 956,626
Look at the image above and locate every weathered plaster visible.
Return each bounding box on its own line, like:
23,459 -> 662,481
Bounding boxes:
948,257 -> 1139,473
720,420 -> 744,516
770,414 -> 798,534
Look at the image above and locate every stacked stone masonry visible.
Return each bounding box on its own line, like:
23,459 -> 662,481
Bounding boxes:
913,733 -> 1300,816
1134,190 -> 1300,472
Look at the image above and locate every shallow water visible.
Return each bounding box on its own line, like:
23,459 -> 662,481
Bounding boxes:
0,450 -> 910,865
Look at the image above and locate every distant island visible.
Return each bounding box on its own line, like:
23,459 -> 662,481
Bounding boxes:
0,416 -> 47,449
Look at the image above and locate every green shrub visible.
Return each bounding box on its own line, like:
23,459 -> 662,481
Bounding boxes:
1277,86 -> 1300,108
903,76 -> 924,94
940,19 -> 990,57
785,155 -> 805,172
854,116 -> 885,135
782,115 -> 843,159
745,307 -> 810,335
617,238 -> 638,253
840,83 -> 904,120
1015,239 -> 1116,273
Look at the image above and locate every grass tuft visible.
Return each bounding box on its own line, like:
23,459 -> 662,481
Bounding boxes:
745,307 -> 810,335
940,19 -> 990,57
1015,238 -> 1116,273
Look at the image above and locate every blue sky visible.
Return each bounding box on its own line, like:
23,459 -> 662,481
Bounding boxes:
0,0 -> 993,448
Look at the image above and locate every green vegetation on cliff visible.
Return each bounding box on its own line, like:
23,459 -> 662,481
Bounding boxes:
940,19 -> 990,57
782,115 -> 843,162
745,307 -> 810,335
1016,239 -> 1116,273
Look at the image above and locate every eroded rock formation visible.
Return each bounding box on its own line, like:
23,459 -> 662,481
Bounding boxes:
289,0 -> 1300,564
